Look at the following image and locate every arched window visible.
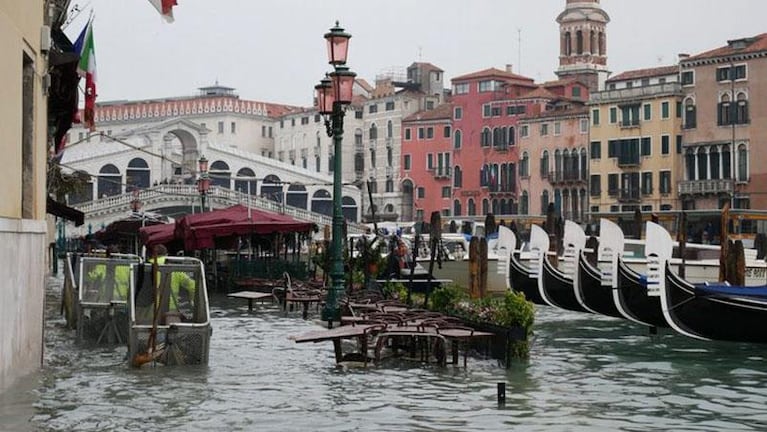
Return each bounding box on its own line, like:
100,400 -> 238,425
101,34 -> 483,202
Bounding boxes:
718,93 -> 732,126
541,190 -> 550,215
508,126 -> 515,146
453,166 -> 463,188
387,120 -> 393,138
554,149 -> 562,181
210,160 -> 231,189
454,129 -> 462,149
736,92 -> 749,125
738,144 -> 749,182
453,199 -> 462,217
482,199 -> 490,215
576,30 -> 583,54
468,198 -> 476,216
261,174 -> 283,202
520,191 -> 529,215
722,144 -> 732,179
685,98 -> 697,129
540,150 -> 550,179
311,189 -> 333,216
98,164 -> 122,198
590,31 -> 597,54
354,129 -> 363,148
235,167 -> 257,194
580,148 -> 588,181
342,196 -> 358,222
520,152 -> 529,177
286,183 -> 308,209
564,31 -> 572,56
481,128 -> 491,147
126,157 -> 150,190
709,146 -> 720,180
369,123 -> 378,140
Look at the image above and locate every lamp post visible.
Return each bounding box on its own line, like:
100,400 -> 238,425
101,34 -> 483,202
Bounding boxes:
317,22 -> 356,326
130,189 -> 142,213
197,155 -> 210,212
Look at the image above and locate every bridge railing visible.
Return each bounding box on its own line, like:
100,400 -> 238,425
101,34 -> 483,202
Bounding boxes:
73,185 -> 367,234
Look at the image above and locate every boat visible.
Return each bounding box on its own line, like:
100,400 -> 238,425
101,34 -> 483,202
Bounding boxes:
508,225 -> 549,306
70,252 -> 142,344
647,221 -> 767,343
128,256 -> 212,366
539,221 -> 591,313
576,250 -> 623,318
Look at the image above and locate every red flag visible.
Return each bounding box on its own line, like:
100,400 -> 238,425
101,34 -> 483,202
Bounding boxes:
148,0 -> 178,22
76,20 -> 97,132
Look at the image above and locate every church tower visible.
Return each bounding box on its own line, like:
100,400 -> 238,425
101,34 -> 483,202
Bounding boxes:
555,0 -> 610,91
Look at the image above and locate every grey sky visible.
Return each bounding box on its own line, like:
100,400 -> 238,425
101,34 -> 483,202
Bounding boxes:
67,0 -> 767,107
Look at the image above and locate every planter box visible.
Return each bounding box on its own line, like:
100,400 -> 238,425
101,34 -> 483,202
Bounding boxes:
457,318 -> 527,368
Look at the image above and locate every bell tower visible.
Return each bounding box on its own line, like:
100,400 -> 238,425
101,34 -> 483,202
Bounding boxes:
555,0 -> 610,91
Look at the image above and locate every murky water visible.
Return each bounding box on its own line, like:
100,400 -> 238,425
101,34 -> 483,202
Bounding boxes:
2,271 -> 767,431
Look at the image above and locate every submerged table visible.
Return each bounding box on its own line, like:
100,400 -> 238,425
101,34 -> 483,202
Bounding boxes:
228,291 -> 274,311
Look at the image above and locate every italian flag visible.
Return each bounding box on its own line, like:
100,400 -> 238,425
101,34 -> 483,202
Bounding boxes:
77,20 -> 97,132
148,0 -> 178,22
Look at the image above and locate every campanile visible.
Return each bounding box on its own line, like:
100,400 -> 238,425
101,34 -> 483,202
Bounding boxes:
555,0 -> 610,91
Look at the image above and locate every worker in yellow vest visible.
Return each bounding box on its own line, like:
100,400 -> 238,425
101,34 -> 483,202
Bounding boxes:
149,245 -> 196,321
86,245 -> 132,302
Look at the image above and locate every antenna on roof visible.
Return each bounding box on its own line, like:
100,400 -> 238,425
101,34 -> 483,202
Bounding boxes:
518,29 -> 522,75
418,46 -> 423,61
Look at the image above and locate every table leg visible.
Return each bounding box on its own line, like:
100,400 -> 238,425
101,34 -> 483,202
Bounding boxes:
248,298 -> 253,312
332,338 -> 343,363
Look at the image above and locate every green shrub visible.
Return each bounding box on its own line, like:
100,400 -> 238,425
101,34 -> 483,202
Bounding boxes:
429,282 -> 468,313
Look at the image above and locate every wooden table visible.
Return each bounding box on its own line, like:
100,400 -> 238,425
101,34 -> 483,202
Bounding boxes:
228,291 -> 273,311
286,293 -> 322,319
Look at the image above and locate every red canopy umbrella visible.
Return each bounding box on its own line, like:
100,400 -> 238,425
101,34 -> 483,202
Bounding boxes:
174,204 -> 315,250
139,223 -> 177,248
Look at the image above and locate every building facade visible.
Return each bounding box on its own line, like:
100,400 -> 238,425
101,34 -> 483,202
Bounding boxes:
679,34 -> 767,211
0,0 -> 49,390
588,66 -> 684,215
401,103 -> 454,221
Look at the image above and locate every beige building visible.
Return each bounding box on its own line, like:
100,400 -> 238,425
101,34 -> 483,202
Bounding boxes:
588,66 -> 684,215
679,34 -> 767,211
0,0 -> 50,390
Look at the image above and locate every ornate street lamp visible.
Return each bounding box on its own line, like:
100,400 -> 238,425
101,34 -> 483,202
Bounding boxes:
318,21 -> 356,326
197,155 -> 210,212
130,189 -> 142,213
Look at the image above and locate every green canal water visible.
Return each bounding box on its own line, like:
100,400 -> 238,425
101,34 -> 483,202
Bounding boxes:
2,271 -> 767,431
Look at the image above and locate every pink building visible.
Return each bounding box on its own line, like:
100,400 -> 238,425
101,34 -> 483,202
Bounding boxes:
401,104 -> 454,221
449,67 -> 537,218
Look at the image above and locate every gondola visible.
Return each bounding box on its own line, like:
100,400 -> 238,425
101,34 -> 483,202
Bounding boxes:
576,251 -> 622,318
646,221 -> 767,343
508,227 -> 548,306
598,219 -> 668,328
539,221 -> 590,313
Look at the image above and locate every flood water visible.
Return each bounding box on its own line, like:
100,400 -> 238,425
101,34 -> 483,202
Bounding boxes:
2,271 -> 767,431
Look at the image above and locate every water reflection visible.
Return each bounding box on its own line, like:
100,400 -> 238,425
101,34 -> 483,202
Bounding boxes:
1,273 -> 767,431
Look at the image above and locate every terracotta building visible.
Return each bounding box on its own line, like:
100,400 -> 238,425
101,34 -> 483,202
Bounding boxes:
679,34 -> 767,211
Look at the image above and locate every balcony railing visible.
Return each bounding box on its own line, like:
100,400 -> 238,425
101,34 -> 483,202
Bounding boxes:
590,82 -> 683,103
617,154 -> 641,168
354,141 -> 364,152
385,166 -> 394,178
619,120 -> 640,129
678,179 -> 734,195
434,166 -> 452,179
618,189 -> 641,202
548,170 -> 588,184
368,139 -> 377,149
385,137 -> 394,148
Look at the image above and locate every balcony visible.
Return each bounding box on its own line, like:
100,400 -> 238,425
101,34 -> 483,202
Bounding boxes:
619,120 -> 640,129
354,141 -> 364,152
590,82 -> 683,103
617,154 -> 641,168
368,139 -> 377,149
385,137 -> 394,148
617,189 -> 641,203
548,170 -> 587,185
678,179 -> 734,196
385,166 -> 394,178
434,166 -> 452,179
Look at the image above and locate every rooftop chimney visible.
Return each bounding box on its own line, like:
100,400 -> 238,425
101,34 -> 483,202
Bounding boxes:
678,53 -> 690,61
505,64 -> 514,73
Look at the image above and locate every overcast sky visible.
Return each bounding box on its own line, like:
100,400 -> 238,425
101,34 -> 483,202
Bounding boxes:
66,0 -> 767,107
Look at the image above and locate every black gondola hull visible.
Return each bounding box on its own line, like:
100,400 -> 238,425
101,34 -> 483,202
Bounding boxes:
616,259 -> 669,328
577,253 -> 622,318
542,255 -> 589,313
510,252 -> 546,305
664,263 -> 767,343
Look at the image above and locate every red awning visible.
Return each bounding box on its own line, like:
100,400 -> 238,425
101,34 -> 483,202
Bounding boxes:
141,204 -> 315,251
